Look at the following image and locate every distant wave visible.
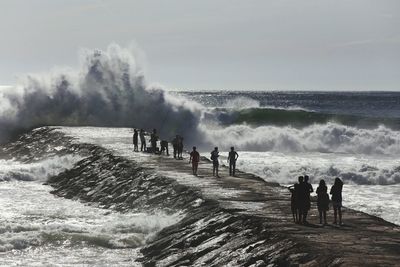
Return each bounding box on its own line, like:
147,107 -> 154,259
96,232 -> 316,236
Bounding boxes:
213,107 -> 400,129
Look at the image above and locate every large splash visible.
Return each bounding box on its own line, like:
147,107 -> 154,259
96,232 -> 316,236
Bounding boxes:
0,44 -> 202,143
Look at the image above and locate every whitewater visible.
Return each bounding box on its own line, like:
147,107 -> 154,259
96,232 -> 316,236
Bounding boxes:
0,156 -> 183,265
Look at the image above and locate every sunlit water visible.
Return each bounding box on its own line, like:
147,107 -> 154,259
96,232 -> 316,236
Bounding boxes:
0,158 -> 183,266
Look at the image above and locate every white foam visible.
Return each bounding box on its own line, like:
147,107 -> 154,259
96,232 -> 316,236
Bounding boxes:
0,155 -> 82,182
231,151 -> 400,185
200,122 -> 400,155
0,180 -> 183,262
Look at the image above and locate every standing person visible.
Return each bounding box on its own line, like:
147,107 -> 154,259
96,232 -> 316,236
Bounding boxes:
189,146 -> 200,176
150,129 -> 158,154
177,136 -> 184,159
288,183 -> 298,223
227,147 -> 239,176
139,129 -> 146,152
316,179 -> 329,225
133,129 -> 139,152
210,147 -> 220,178
330,177 -> 344,225
160,140 -> 169,156
295,176 -> 305,224
303,175 -> 314,224
172,135 -> 179,159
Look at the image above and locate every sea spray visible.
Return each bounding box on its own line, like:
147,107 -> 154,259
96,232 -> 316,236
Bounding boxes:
0,44 -> 202,144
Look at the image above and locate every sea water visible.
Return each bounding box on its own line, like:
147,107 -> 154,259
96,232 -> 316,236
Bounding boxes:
177,91 -> 400,226
0,157 -> 183,266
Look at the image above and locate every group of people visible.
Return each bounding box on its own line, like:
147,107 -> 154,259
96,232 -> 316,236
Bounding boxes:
132,128 -> 240,178
171,135 -> 184,159
133,128 -> 148,152
190,146 -> 239,177
288,176 -> 344,226
134,129 -> 346,226
133,128 -> 169,155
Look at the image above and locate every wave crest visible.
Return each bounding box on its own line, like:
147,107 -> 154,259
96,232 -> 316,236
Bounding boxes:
0,44 -> 201,143
200,122 -> 400,155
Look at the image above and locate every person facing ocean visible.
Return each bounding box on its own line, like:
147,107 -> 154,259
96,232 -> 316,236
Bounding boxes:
150,129 -> 158,153
288,182 -> 298,223
139,129 -> 146,152
172,135 -> 179,159
330,177 -> 343,225
294,176 -> 304,224
177,136 -> 184,159
133,129 -> 138,152
189,146 -> 200,176
227,147 -> 239,176
302,175 -> 314,224
210,147 -> 220,178
316,179 -> 329,225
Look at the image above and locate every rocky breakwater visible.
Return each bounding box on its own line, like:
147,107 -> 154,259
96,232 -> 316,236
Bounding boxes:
2,127 -> 400,266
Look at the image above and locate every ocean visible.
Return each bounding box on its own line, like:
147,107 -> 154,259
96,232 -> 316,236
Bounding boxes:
176,90 -> 400,225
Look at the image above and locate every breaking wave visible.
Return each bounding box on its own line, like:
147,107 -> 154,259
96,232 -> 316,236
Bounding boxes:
0,155 -> 81,182
213,107 -> 400,129
200,122 -> 400,155
1,43 -> 399,159
0,44 -> 202,144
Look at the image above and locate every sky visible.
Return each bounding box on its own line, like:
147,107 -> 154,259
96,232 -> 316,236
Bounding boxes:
0,0 -> 399,91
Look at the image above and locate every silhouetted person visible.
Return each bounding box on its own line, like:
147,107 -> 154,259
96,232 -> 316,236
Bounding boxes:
160,140 -> 169,156
316,179 -> 329,225
172,135 -> 179,159
140,129 -> 146,152
150,129 -> 158,154
330,177 -> 343,225
295,176 -> 305,224
303,175 -> 314,224
227,147 -> 239,176
133,129 -> 139,152
288,184 -> 298,223
177,136 -> 184,159
211,147 -> 220,177
189,146 -> 200,176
